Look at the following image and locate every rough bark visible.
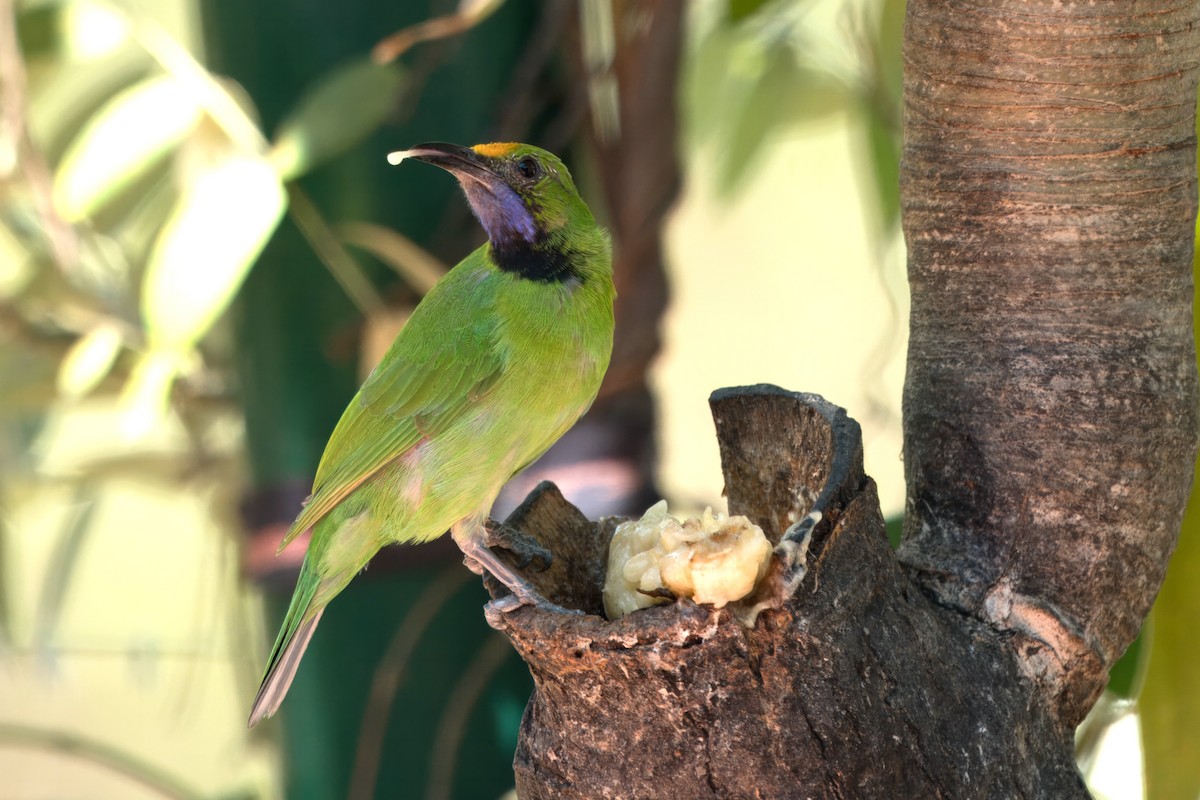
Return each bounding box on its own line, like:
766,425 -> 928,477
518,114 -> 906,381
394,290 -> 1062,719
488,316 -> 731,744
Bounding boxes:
487,388 -> 1086,798
900,0 -> 1200,724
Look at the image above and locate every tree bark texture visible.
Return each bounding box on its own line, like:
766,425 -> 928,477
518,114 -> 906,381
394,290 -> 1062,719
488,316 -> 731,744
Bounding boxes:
486,388 -> 1088,798
900,0 -> 1200,724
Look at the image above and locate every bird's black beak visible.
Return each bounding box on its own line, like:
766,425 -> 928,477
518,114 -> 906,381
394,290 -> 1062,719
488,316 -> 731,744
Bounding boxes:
389,141 -> 537,249
387,142 -> 499,186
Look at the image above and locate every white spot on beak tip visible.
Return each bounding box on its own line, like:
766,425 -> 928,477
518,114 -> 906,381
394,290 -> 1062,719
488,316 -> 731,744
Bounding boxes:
386,150 -> 410,166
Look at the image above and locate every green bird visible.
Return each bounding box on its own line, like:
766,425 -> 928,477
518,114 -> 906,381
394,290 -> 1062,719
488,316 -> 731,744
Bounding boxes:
247,142 -> 614,727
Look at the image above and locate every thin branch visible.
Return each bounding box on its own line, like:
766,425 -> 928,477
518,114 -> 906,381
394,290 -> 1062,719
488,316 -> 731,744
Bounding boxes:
0,0 -> 80,273
425,634 -> 513,800
347,567 -> 472,800
336,221 -> 447,295
33,483 -> 99,654
286,186 -> 386,319
493,2 -> 574,141
372,0 -> 507,64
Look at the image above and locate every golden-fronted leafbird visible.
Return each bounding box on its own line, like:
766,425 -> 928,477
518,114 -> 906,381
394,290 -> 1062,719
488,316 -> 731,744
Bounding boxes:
247,142 -> 614,727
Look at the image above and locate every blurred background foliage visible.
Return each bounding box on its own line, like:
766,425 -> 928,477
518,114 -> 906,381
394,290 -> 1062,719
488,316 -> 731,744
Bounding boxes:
0,0 -> 1193,798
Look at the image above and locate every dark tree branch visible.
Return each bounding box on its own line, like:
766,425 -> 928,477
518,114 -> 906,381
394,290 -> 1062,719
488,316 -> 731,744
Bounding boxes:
587,0 -> 681,401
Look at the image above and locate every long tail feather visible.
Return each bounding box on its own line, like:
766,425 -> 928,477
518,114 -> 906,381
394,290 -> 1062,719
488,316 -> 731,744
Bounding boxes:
248,565 -> 324,728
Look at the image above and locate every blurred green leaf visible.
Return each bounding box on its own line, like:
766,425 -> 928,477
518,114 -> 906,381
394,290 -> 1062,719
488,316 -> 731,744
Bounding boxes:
106,172 -> 175,262
141,151 -> 286,353
118,349 -> 181,439
271,57 -> 405,181
15,3 -> 63,62
857,0 -> 903,235
34,483 -> 98,652
27,48 -> 153,163
1140,496 -> 1200,799
0,336 -> 59,415
875,0 -> 905,102
130,15 -> 268,157
53,74 -> 202,221
18,1 -> 131,64
862,103 -> 901,233
0,223 -> 33,299
885,515 -> 902,549
59,1 -> 132,62
714,44 -> 845,196
683,24 -> 738,151
1139,241 -> 1200,796
123,150 -> 285,436
56,324 -> 123,399
1104,623 -> 1146,699
727,0 -> 775,23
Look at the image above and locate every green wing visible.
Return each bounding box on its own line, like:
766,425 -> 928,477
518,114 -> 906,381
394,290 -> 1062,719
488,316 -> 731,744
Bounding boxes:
280,258 -> 505,548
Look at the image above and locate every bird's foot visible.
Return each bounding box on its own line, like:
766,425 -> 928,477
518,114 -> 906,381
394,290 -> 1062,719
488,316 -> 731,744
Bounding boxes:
457,534 -> 580,627
481,520 -> 553,572
484,590 -> 583,628
460,553 -> 486,577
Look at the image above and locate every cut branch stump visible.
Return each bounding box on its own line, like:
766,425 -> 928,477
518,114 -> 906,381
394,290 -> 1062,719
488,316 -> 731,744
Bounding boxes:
485,385 -> 1088,799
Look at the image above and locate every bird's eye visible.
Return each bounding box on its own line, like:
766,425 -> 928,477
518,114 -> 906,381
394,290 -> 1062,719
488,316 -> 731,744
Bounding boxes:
516,157 -> 541,180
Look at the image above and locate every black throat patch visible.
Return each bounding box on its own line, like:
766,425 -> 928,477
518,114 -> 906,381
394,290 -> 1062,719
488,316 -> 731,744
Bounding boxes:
491,238 -> 582,284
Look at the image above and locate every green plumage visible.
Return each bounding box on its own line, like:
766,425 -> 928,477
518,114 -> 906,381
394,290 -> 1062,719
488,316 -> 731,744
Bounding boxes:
249,143 -> 614,726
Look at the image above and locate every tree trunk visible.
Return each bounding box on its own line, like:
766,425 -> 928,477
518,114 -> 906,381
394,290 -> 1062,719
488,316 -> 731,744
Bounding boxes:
483,2 -> 1200,797
899,0 -> 1200,724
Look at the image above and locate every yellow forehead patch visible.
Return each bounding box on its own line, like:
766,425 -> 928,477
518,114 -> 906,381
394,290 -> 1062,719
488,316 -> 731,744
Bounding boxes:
472,142 -> 520,158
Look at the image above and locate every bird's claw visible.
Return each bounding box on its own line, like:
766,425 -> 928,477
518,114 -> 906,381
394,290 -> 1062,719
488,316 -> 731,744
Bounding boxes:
481,521 -> 553,572
483,589 -> 583,628
487,593 -> 532,614
461,554 -> 486,577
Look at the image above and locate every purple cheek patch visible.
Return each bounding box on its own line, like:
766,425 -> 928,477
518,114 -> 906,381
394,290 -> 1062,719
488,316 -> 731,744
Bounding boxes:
462,182 -> 537,247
